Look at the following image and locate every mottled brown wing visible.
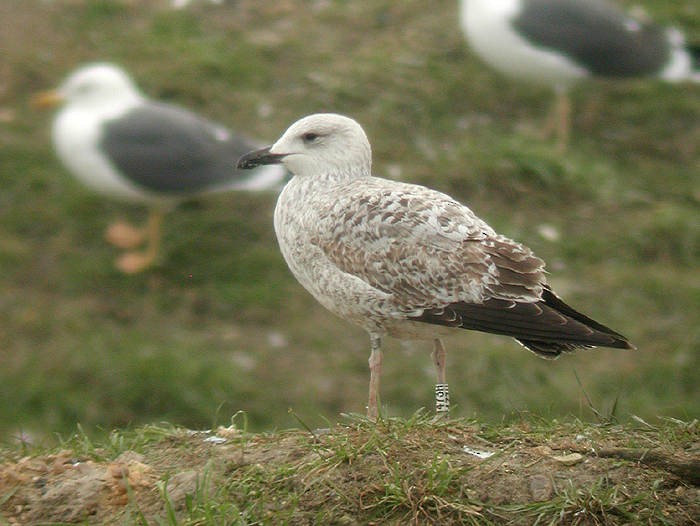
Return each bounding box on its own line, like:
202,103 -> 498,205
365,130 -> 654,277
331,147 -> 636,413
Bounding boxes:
311,178 -> 547,311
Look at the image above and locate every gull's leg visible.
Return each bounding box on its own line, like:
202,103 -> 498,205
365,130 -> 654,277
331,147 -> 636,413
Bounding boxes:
367,334 -> 383,420
432,338 -> 450,414
432,338 -> 447,384
115,208 -> 165,274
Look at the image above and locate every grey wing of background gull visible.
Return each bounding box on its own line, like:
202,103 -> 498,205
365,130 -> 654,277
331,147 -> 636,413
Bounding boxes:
99,101 -> 262,195
514,0 -> 671,77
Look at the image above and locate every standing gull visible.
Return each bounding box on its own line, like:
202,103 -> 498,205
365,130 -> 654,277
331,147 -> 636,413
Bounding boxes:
33,63 -> 287,273
238,113 -> 635,419
459,0 -> 700,150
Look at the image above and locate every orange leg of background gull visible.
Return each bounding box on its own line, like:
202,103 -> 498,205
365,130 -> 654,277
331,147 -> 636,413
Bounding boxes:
367,335 -> 383,420
105,209 -> 165,274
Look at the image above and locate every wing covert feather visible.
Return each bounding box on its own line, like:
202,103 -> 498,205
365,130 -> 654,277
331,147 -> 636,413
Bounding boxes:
311,178 -> 546,310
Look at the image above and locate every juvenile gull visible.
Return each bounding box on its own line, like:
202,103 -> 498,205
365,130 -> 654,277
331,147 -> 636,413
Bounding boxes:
238,113 -> 635,419
33,63 -> 287,273
459,0 -> 700,149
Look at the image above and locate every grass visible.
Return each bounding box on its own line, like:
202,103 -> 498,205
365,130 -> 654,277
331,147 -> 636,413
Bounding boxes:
0,0 -> 698,446
1,414 -> 697,524
509,478 -> 668,526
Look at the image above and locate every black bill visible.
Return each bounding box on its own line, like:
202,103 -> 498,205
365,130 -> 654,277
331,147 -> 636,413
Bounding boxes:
237,146 -> 287,170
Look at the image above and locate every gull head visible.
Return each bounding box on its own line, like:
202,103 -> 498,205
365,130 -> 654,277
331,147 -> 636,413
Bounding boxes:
33,63 -> 142,110
238,113 -> 372,179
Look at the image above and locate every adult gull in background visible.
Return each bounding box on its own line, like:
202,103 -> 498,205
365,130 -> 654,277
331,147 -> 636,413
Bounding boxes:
33,63 -> 287,273
459,0 -> 700,149
238,113 -> 635,420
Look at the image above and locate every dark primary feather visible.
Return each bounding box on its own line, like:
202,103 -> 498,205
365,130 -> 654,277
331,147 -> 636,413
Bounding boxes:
413,287 -> 634,358
100,102 -> 259,195
515,0 -> 671,77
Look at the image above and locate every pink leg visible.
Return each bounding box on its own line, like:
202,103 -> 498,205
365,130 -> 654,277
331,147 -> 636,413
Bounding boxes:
432,338 -> 447,384
367,335 -> 383,420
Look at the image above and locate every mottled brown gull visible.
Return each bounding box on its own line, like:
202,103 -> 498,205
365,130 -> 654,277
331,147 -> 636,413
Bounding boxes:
238,113 -> 635,419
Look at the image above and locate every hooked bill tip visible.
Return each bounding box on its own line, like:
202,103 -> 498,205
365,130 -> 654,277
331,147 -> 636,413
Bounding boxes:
237,146 -> 286,170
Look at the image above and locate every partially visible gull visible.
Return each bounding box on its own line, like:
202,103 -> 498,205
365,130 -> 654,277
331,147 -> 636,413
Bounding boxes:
238,113 -> 635,420
459,0 -> 700,149
33,63 -> 286,273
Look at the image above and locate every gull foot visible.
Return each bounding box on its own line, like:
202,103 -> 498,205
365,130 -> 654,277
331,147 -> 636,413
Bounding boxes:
105,221 -> 146,249
115,251 -> 155,274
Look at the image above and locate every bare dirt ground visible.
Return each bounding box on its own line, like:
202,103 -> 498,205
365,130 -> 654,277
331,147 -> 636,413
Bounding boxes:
1,419 -> 698,524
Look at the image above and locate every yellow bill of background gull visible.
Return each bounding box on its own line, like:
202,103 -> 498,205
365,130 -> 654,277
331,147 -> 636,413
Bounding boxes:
459,0 -> 700,150
33,62 -> 287,274
238,113 -> 635,420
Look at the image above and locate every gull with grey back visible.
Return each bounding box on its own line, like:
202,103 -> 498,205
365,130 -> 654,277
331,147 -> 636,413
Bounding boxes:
459,0 -> 700,150
238,113 -> 634,419
34,63 -> 287,273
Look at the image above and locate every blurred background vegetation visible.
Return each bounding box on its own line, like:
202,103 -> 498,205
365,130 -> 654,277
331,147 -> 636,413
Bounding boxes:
0,0 -> 697,444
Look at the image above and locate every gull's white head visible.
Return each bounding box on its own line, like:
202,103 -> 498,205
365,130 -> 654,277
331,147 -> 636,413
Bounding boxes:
238,113 -> 372,179
55,63 -> 142,109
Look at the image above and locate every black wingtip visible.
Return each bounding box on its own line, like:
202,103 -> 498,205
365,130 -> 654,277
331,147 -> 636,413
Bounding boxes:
412,288 -> 636,355
539,288 -> 636,351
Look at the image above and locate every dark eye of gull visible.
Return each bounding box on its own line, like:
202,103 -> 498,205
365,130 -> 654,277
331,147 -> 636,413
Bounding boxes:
302,132 -> 320,143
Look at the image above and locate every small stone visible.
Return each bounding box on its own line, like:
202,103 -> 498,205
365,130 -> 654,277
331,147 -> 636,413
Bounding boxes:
551,453 -> 584,466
